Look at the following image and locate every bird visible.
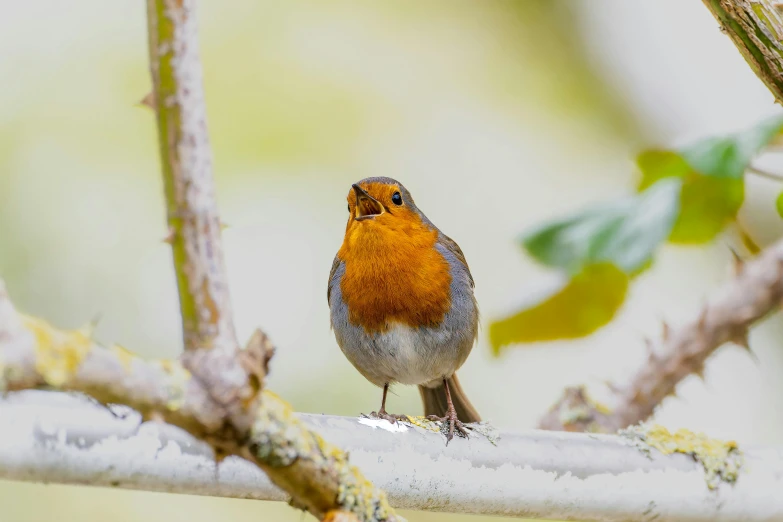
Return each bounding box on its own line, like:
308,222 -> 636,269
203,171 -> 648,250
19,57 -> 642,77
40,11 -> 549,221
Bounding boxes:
327,176 -> 480,441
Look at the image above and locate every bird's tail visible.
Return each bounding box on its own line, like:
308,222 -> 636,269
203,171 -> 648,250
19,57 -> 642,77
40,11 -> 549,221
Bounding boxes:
418,373 -> 481,423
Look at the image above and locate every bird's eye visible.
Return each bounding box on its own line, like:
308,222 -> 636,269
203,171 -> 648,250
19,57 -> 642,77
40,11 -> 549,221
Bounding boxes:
391,192 -> 403,206
347,203 -> 350,212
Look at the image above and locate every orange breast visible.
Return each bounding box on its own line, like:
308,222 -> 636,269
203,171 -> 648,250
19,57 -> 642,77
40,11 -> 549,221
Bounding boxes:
338,219 -> 452,333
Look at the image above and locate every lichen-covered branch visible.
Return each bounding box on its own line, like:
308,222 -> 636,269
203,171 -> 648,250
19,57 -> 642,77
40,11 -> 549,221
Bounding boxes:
7,389 -> 783,520
147,0 -> 256,418
700,0 -> 783,103
0,281 -> 402,522
540,238 -> 783,432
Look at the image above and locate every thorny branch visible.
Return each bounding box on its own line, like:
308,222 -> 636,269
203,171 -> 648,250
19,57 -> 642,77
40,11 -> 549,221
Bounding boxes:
539,238 -> 783,432
148,0 -> 401,519
146,0 -> 252,417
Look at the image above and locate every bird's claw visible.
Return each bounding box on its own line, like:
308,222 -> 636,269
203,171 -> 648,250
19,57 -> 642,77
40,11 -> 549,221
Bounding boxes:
427,412 -> 470,443
370,410 -> 408,425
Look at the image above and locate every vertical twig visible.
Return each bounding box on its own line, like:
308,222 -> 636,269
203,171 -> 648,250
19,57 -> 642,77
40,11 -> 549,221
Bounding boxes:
146,0 -> 252,411
142,3 -> 403,520
147,0 -> 236,354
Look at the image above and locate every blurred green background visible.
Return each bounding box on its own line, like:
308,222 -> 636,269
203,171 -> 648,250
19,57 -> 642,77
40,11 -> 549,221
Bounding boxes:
2,1 -> 783,520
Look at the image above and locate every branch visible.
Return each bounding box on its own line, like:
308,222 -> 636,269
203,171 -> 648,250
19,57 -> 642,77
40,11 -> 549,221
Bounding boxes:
700,0 -> 783,103
146,0 -> 251,418
540,238 -> 783,432
3,390 -> 783,521
747,164 -> 783,181
0,281 -> 401,522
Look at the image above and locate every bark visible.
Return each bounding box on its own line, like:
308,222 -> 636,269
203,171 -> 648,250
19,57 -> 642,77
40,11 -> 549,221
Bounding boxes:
700,0 -> 783,103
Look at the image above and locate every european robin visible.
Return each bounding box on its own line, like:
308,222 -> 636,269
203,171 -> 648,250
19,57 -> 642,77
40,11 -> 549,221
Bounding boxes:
328,177 -> 480,441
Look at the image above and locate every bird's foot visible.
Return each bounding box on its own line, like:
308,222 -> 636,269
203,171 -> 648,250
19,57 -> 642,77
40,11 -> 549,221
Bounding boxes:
369,409 -> 409,425
427,409 -> 470,443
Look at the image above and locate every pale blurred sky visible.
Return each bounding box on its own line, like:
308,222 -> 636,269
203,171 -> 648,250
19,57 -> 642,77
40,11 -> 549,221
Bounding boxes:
1,1 -> 782,521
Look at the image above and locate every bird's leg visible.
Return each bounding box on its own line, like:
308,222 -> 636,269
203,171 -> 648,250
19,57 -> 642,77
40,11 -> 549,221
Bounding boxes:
427,378 -> 470,443
371,384 -> 408,424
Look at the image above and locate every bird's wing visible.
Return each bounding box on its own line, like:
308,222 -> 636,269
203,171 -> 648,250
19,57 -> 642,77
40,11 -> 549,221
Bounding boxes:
327,254 -> 342,304
438,232 -> 474,288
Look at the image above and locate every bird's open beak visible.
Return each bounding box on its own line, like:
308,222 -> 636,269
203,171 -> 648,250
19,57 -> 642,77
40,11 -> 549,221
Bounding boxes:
352,184 -> 384,220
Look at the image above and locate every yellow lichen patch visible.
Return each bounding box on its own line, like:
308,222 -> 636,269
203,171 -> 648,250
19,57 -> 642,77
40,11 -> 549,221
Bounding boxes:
400,415 -> 441,433
622,423 -> 743,489
251,392 -> 400,522
396,415 -> 498,444
252,390 -> 315,466
322,510 -> 360,522
22,315 -> 93,388
150,359 -> 191,411
109,344 -> 137,372
336,466 -> 394,522
593,400 -> 612,415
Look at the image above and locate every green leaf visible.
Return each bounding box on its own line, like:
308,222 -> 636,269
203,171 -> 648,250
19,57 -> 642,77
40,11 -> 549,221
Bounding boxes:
681,114 -> 783,179
777,191 -> 783,219
637,153 -> 743,244
488,179 -> 679,351
522,178 -> 681,274
671,175 -> 743,243
636,115 -> 783,244
636,150 -> 691,190
489,263 -> 628,353
489,116 -> 783,351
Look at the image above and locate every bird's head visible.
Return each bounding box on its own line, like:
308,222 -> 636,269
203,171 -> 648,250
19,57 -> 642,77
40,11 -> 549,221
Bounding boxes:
344,177 -> 426,234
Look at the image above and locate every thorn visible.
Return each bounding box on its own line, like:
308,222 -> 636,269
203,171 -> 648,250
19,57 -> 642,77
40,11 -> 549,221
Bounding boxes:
732,329 -> 760,365
661,321 -> 671,341
693,367 -> 705,381
669,389 -> 689,405
603,380 -> 622,394
162,227 -> 176,244
138,91 -> 155,110
644,337 -> 656,360
728,246 -> 744,276
697,306 -> 708,332
732,329 -> 750,351
89,312 -> 102,329
220,221 -> 230,231
79,313 -> 102,338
